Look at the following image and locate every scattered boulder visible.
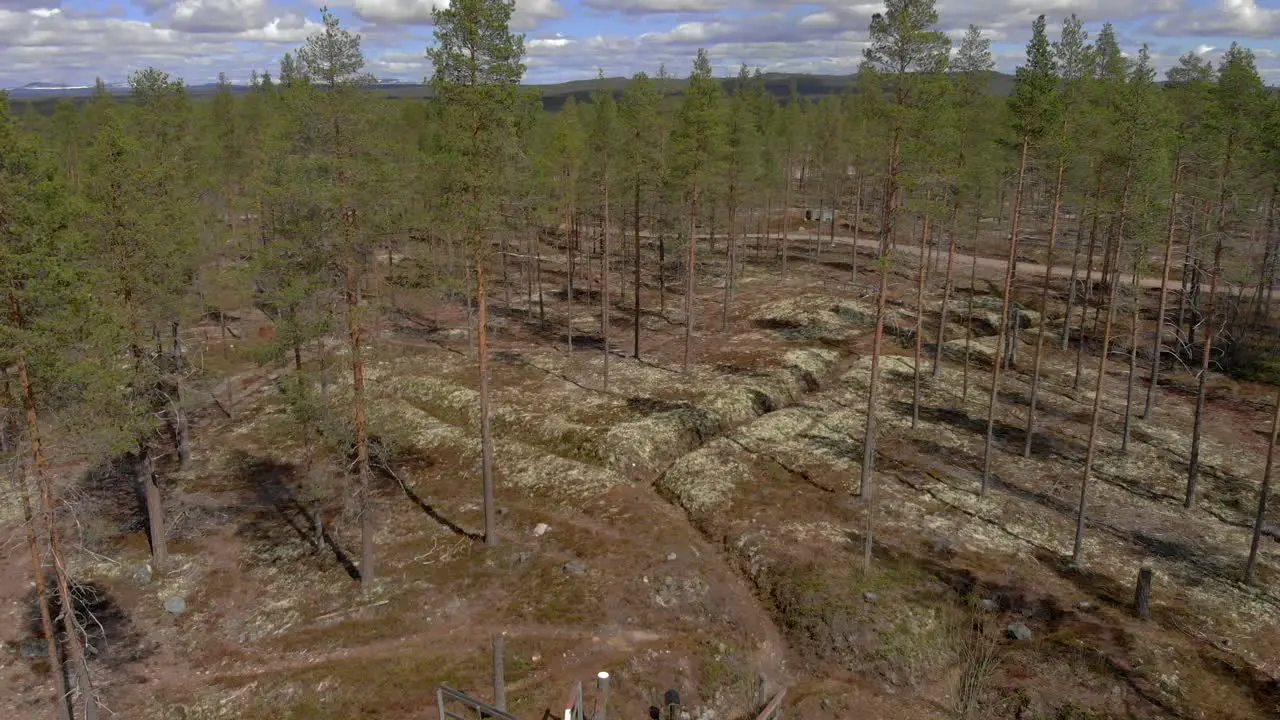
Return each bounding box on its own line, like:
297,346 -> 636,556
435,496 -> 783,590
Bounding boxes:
980,598 -> 998,613
532,523 -> 550,537
133,563 -> 153,587
666,552 -> 678,562
164,596 -> 187,615
562,560 -> 586,576
1007,622 -> 1033,641
863,591 -> 879,604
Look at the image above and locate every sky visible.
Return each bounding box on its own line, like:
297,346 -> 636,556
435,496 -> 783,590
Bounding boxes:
0,0 -> 1277,88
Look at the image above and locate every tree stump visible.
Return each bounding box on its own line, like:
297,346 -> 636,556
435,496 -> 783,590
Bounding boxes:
1134,565 -> 1154,619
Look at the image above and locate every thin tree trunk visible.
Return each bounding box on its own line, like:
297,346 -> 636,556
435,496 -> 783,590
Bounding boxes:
478,256 -> 498,546
567,211 -> 576,352
963,222 -> 979,405
861,128 -> 900,573
1186,237 -> 1223,511
9,428 -> 71,720
912,208 -> 931,428
1063,218 -> 1084,352
981,139 -> 1030,495
1073,223 -> 1123,568
782,155 -> 792,275
684,189 -> 698,373
658,226 -> 666,316
1024,159 -> 1065,458
1145,155 -> 1182,421
851,177 -> 863,280
723,185 -> 737,332
1122,255 -> 1141,453
602,174 -> 611,391
634,181 -> 642,359
171,321 -> 190,471
1074,171 -> 1105,391
1246,389 -> 1280,585
10,298 -> 97,719
933,205 -> 959,379
345,261 -> 375,590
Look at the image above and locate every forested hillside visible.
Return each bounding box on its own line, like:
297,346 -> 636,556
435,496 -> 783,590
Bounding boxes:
2,0 -> 1279,718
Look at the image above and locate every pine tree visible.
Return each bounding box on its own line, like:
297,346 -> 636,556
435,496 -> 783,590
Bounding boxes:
620,71 -> 664,359
670,49 -> 724,373
1024,15 -> 1090,457
722,64 -> 761,330
589,77 -> 619,389
1,92 -> 118,720
295,7 -> 381,585
978,15 -> 1058,493
858,0 -> 950,570
932,25 -> 993,379
429,0 -> 526,547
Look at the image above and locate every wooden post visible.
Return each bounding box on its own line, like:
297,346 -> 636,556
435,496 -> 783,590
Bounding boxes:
492,633 -> 506,711
1134,565 -> 1153,619
595,671 -> 611,720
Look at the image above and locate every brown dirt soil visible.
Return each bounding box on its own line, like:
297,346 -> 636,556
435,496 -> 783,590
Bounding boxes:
1,228 -> 1277,720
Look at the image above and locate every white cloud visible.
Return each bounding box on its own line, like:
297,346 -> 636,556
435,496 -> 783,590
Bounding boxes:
1147,0 -> 1280,38
169,0 -> 275,33
580,0 -> 731,12
353,0 -> 564,30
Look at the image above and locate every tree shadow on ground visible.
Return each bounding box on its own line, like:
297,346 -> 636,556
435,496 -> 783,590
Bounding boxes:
24,580 -> 150,675
888,400 -> 1087,462
227,450 -> 360,581
365,445 -> 482,543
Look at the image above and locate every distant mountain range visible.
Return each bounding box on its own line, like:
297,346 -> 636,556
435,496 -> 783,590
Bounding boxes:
5,72 -> 1022,109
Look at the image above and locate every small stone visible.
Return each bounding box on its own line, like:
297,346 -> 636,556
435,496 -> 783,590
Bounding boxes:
562,561 -> 586,576
532,523 -> 550,537
1007,622 -> 1032,641
1077,600 -> 1097,612
666,552 -> 678,561
820,699 -> 832,711
133,564 -> 153,587
863,591 -> 878,603
165,596 -> 187,615
20,638 -> 48,658
514,551 -> 531,565
980,598 -> 998,613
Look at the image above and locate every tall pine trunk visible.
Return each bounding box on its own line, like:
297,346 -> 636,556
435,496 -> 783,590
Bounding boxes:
4,344 -> 71,720
782,154 -> 792,275
1024,159 -> 1066,458
1186,237 -> 1223,510
1246,389 -> 1280,585
911,209 -> 931,427
684,187 -> 699,373
1144,153 -> 1182,419
1122,254 -> 1142,452
345,261 -> 376,588
1074,169 -> 1105,390
634,180 -> 642,359
171,321 -> 190,471
981,138 -> 1029,495
1074,165 -> 1132,565
861,128 -> 900,573
478,256 -> 498,545
601,170 -> 611,391
12,315 -> 98,719
723,183 -> 737,332
851,177 -> 863,280
933,205 -> 959,378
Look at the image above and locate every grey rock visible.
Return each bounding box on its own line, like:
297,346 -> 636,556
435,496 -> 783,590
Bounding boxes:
980,598 -> 998,613
514,551 -> 531,565
1007,622 -> 1033,641
666,552 -> 678,561
20,638 -> 48,658
1077,600 -> 1097,612
820,698 -> 832,711
164,596 -> 187,615
863,591 -> 878,603
562,561 -> 586,576
133,563 -> 153,587
696,711 -> 715,720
